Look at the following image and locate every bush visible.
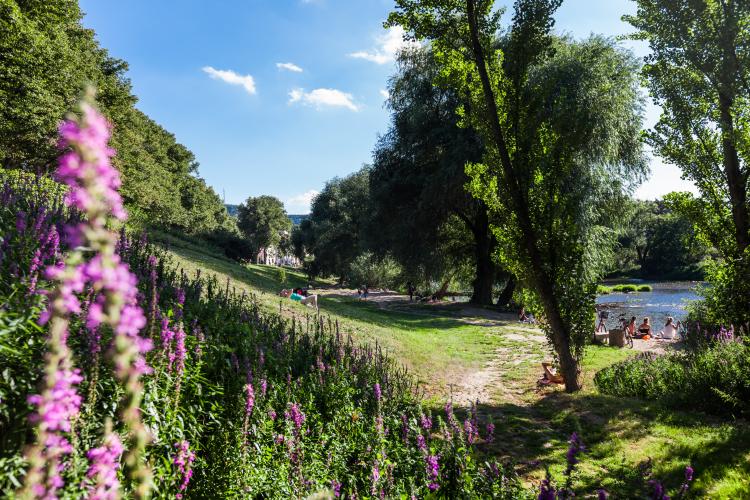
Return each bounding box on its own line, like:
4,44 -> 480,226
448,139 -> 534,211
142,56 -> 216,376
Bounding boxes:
347,252 -> 402,289
594,339 -> 750,417
637,285 -> 652,292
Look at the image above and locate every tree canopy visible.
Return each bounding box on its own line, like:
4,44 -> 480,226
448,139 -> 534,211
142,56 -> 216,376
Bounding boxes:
0,0 -> 233,236
237,195 -> 291,260
388,0 -> 647,391
370,46 -> 509,305
625,0 -> 750,325
294,167 -> 371,281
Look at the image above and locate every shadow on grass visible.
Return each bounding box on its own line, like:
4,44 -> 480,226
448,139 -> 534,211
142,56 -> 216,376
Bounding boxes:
321,295 -> 473,332
429,390 -> 750,497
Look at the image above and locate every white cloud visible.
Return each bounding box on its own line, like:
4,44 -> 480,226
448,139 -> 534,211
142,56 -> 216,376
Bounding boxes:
276,62 -> 303,73
286,190 -> 319,214
202,66 -> 256,95
349,26 -> 417,65
379,89 -> 390,100
288,88 -> 359,111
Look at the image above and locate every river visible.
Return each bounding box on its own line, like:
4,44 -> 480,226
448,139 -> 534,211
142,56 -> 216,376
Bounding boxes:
596,281 -> 702,328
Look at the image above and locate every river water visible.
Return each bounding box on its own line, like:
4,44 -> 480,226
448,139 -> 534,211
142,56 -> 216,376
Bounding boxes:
596,281 -> 702,328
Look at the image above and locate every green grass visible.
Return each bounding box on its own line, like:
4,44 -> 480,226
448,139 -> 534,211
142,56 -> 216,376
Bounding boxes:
155,233 -> 750,498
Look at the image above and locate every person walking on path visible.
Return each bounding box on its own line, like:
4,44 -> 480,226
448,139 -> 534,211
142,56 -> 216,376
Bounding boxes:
407,281 -> 415,302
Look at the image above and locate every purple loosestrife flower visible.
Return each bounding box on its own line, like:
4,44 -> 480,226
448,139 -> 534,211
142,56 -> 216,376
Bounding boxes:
160,317 -> 175,371
464,419 -> 477,445
420,414 -> 432,432
401,414 -> 409,443
538,479 -> 556,500
85,431 -> 124,500
486,422 -> 495,443
22,95 -> 153,499
174,325 -> 187,375
416,434 -> 427,453
286,403 -> 305,435
648,479 -> 668,500
425,455 -> 439,492
245,384 -> 255,416
598,489 -> 609,499
28,248 -> 42,294
374,382 -> 382,402
16,210 -> 27,232
331,480 -> 342,498
371,462 -> 380,495
268,409 -> 277,421
260,378 -> 268,397
173,441 -> 196,499
24,365 -> 83,498
565,432 -> 585,477
678,465 -> 694,496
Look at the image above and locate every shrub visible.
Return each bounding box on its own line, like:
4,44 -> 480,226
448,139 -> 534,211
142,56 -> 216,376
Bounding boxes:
637,285 -> 652,292
594,338 -> 750,417
347,252 -> 402,289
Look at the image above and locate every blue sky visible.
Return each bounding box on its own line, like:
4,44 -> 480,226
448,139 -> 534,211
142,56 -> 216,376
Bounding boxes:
79,0 -> 695,213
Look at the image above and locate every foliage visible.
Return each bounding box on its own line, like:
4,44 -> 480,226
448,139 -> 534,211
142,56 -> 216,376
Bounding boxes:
370,46 -> 503,304
0,0 -> 233,236
595,334 -> 750,417
237,195 -> 291,260
625,0 -> 750,326
347,252 -> 402,290
293,167 -> 371,281
388,0 -> 647,391
613,198 -> 709,279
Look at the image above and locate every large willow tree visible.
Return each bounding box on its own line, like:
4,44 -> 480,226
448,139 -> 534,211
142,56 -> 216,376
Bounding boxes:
388,0 -> 646,391
625,0 -> 750,326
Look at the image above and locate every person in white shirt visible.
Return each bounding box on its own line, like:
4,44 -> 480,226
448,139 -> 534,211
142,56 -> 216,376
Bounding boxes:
659,317 -> 680,340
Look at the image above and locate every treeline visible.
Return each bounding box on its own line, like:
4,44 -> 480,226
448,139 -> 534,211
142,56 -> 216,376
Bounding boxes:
0,0 -> 234,236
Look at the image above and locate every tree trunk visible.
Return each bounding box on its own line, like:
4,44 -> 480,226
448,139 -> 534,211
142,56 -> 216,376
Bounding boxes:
718,93 -> 750,253
466,0 -> 580,391
717,10 -> 750,254
434,278 -> 451,299
496,274 -> 516,306
470,209 -> 495,305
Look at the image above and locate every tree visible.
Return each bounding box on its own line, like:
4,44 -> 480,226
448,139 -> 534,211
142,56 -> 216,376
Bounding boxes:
0,0 -> 233,236
370,46 -> 512,305
389,0 -> 647,391
615,199 -> 708,278
237,196 -> 291,261
625,0 -> 750,325
294,167 -> 371,281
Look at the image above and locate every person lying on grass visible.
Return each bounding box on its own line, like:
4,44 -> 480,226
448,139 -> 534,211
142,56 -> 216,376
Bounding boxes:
279,289 -> 319,310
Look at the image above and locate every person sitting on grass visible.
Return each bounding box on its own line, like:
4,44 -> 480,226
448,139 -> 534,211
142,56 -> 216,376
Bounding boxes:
519,307 -> 529,322
659,317 -> 680,340
279,289 -> 319,310
625,316 -> 637,338
538,362 -> 564,386
636,317 -> 652,339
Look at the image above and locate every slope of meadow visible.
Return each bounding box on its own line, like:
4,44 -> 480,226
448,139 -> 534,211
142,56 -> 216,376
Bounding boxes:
155,232 -> 750,498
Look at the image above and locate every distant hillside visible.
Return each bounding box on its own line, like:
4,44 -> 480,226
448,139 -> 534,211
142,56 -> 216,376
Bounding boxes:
225,204 -> 308,225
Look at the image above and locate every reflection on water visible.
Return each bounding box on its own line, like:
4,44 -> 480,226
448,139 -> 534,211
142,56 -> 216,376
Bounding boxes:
596,281 -> 702,327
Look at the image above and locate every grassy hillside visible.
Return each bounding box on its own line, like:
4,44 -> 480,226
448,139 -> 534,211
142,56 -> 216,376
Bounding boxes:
154,232 -> 750,498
